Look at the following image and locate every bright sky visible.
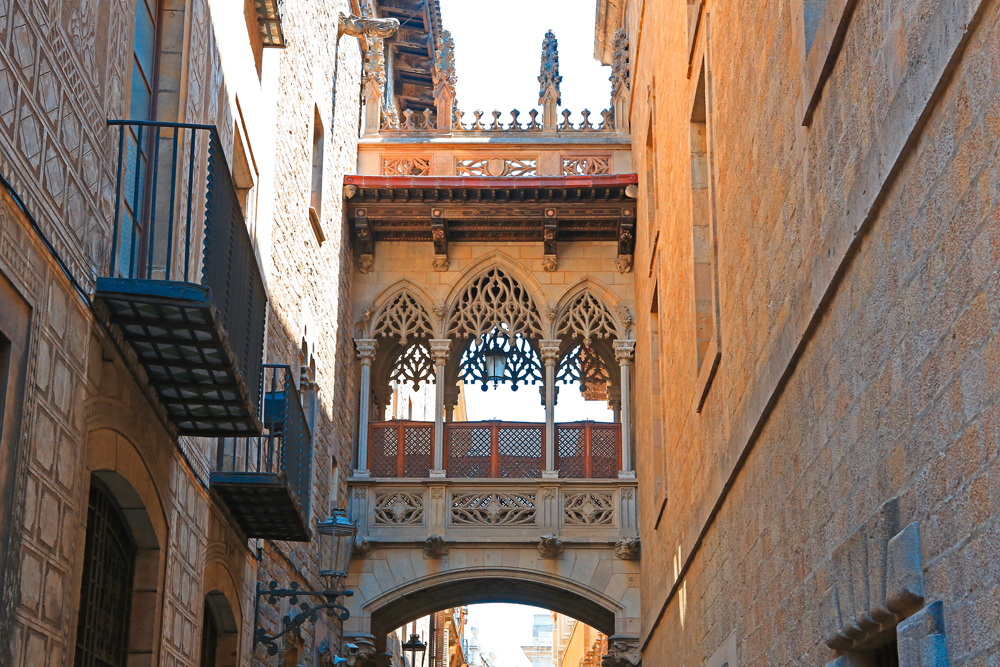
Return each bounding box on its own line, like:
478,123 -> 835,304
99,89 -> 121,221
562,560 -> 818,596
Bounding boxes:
467,604 -> 552,667
438,0 -> 612,125
398,4 -> 609,662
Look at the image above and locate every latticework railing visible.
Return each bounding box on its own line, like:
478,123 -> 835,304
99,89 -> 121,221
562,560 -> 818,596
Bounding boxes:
366,421 -> 620,479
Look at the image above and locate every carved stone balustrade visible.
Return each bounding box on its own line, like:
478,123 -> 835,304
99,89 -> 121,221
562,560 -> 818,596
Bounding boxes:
347,477 -> 638,546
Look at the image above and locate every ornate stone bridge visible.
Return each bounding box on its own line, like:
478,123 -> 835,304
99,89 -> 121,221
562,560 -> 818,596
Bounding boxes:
342,475 -> 641,665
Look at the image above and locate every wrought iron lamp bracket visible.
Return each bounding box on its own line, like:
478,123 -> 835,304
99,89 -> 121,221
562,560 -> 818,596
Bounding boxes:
253,580 -> 354,654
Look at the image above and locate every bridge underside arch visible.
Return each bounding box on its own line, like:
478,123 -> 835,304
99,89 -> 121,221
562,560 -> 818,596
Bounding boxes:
370,575 -> 616,640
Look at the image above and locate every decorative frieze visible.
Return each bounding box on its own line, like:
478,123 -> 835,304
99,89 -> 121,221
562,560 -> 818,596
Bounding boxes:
451,492 -> 537,526
373,492 -> 424,525
564,492 -> 614,525
563,156 -> 612,176
382,156 -> 431,176
455,157 -> 537,177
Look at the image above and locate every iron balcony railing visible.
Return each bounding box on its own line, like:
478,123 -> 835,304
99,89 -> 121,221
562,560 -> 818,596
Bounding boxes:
99,120 -> 267,433
367,420 -> 621,479
212,365 -> 312,541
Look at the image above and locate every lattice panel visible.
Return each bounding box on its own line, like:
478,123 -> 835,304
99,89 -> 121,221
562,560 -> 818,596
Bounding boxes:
451,492 -> 537,526
564,492 -> 615,525
403,426 -> 433,478
369,425 -> 399,477
557,427 -> 586,478
389,344 -> 434,389
374,492 -> 424,525
591,426 -> 619,478
446,426 -> 492,478
497,427 -> 543,478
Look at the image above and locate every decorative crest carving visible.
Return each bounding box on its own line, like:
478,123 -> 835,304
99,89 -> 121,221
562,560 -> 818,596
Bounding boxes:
371,290 -> 435,345
455,157 -> 537,177
451,492 -> 537,526
447,268 -> 545,341
558,290 -> 620,344
538,30 -> 562,105
382,156 -> 430,176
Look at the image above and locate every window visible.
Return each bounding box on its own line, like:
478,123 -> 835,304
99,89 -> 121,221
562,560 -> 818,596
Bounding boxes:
309,107 -> 326,244
231,124 -> 256,221
690,57 -> 721,410
330,456 -> 341,509
649,283 -> 668,526
644,106 -> 658,255
74,482 -> 136,667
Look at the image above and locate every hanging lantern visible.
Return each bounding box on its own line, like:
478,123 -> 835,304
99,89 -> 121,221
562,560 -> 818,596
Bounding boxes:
402,633 -> 427,667
482,338 -> 508,390
317,509 -> 357,582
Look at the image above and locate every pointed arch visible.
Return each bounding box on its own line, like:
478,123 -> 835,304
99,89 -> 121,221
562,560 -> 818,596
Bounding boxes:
555,278 -> 631,342
445,254 -> 546,341
364,279 -> 438,344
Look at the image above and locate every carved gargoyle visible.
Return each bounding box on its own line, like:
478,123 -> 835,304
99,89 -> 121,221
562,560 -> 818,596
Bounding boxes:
614,537 -> 641,561
538,533 -> 563,559
338,13 -> 400,40
352,535 -> 372,559
422,534 -> 449,559
601,639 -> 641,667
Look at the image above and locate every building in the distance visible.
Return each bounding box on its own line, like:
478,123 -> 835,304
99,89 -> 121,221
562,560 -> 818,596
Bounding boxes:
521,613 -> 555,667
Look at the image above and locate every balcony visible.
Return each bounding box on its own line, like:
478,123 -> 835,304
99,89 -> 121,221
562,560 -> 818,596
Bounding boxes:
95,120 -> 266,435
210,365 -> 312,541
367,420 -> 621,479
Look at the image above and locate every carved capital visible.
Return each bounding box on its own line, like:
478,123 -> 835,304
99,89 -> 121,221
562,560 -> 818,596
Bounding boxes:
613,340 -> 636,363
538,533 -> 563,559
428,339 -> 451,366
539,340 -> 562,365
602,636 -> 641,667
614,536 -> 641,560
423,534 -> 449,559
355,338 -> 378,364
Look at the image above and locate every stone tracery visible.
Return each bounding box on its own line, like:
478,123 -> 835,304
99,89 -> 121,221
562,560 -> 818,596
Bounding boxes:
447,267 -> 545,342
370,289 -> 435,345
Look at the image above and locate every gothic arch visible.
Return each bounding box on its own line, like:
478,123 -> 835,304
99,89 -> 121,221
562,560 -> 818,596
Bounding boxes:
361,279 -> 438,342
442,251 -> 547,329
554,278 -> 632,342
444,259 -> 546,342
358,567 -> 623,649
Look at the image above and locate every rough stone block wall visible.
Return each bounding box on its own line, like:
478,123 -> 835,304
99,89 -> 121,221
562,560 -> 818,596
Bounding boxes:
630,0 -> 1000,665
0,0 -> 362,663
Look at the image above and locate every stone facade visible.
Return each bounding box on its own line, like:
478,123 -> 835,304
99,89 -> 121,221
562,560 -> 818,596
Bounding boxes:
614,0 -> 1000,665
0,0 -> 363,665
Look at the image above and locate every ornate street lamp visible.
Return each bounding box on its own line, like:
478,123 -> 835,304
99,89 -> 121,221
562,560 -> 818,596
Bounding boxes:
402,633 -> 427,667
253,509 -> 358,655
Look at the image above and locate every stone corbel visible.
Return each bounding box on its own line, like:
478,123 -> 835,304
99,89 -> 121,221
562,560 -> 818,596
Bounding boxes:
602,636 -> 641,667
538,533 -> 563,559
431,208 -> 449,271
614,536 -> 641,561
543,208 -> 558,272
355,208 -> 374,273
617,208 -> 635,273
422,534 -> 449,559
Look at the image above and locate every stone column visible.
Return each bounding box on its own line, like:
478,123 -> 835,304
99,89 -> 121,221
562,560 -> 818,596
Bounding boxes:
607,387 -> 622,423
540,340 -> 561,478
429,339 -> 451,477
443,385 -> 460,422
354,339 -> 378,477
613,340 -> 636,479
